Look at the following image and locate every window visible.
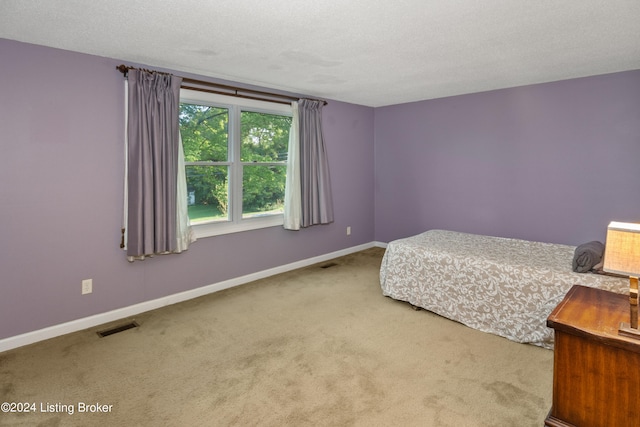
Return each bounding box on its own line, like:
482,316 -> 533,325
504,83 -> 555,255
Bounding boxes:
179,89 -> 292,237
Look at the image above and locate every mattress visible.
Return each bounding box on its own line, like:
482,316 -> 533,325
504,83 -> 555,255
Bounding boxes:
380,229 -> 628,349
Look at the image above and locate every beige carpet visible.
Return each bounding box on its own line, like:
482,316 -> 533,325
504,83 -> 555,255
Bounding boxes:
0,248 -> 553,426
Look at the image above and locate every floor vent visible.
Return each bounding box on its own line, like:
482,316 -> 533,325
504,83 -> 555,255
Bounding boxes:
97,321 -> 139,338
320,262 -> 338,269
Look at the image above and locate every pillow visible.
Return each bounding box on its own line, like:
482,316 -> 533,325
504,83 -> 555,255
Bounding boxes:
572,241 -> 604,273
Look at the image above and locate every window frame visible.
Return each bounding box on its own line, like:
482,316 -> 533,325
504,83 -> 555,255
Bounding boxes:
180,89 -> 293,238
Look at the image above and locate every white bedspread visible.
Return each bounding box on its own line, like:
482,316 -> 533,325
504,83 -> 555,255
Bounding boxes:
380,229 -> 628,349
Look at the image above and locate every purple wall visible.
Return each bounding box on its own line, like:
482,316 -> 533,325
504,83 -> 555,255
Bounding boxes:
374,70 -> 640,246
2,36 -> 639,342
0,39 -> 375,340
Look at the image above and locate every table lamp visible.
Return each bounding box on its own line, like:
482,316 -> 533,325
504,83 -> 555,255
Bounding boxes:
603,221 -> 640,339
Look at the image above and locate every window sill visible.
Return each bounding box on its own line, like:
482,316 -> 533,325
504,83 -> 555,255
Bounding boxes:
192,214 -> 285,238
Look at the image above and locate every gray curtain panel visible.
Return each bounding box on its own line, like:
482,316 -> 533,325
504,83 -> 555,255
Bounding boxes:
299,99 -> 334,227
126,69 -> 183,257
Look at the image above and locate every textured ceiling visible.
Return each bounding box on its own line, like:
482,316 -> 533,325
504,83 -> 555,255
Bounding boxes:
1,0 -> 639,107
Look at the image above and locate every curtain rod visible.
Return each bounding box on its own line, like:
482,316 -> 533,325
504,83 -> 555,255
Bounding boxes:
116,65 -> 327,106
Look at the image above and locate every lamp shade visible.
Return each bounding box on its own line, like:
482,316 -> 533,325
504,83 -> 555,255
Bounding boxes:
603,221 -> 640,277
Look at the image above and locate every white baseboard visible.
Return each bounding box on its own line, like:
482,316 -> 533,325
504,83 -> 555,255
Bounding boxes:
0,242 -> 378,353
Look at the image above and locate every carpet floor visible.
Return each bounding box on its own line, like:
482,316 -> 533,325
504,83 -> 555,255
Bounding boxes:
0,247 -> 553,426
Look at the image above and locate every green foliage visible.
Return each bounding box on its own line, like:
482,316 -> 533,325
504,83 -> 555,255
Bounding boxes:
241,111 -> 291,162
243,165 -> 287,215
180,103 -> 292,219
180,103 -> 229,215
180,104 -> 228,162
185,165 -> 228,216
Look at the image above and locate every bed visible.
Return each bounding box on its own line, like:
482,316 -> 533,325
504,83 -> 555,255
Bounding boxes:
380,229 -> 628,349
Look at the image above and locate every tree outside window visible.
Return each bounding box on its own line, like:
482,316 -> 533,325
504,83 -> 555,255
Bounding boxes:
179,100 -> 291,226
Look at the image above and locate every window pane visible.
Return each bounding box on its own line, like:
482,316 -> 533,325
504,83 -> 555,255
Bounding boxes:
186,165 -> 229,223
180,104 -> 229,162
241,111 -> 291,162
242,165 -> 286,218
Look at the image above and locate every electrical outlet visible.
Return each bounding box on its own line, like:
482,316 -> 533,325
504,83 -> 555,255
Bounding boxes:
347,226 -> 351,236
82,279 -> 93,295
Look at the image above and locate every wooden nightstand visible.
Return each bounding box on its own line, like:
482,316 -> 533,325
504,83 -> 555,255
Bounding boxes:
545,285 -> 640,427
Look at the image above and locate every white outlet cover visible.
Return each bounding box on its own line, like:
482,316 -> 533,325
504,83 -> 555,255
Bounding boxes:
82,279 -> 92,295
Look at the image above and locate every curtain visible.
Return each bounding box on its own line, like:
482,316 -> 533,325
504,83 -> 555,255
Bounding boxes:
124,69 -> 194,261
284,101 -> 301,230
298,99 -> 334,228
175,132 -> 195,252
